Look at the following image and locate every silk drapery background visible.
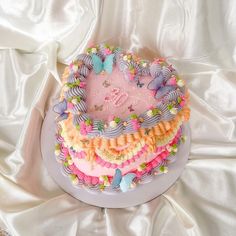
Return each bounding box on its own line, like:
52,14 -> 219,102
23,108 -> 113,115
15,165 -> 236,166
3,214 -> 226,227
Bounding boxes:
0,0 -> 236,235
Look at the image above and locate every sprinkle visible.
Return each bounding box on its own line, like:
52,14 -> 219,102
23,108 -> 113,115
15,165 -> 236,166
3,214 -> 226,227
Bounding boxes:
54,149 -> 60,156
91,48 -> 97,53
68,160 -> 73,165
177,79 -> 185,87
72,177 -> 79,185
170,108 -> 178,115
123,55 -> 128,61
159,166 -> 168,173
71,98 -> 78,105
142,62 -> 147,67
109,120 -> 117,128
147,110 -> 153,117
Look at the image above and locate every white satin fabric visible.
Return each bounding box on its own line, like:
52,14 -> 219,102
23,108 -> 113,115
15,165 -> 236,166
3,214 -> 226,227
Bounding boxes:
1,0 -> 236,235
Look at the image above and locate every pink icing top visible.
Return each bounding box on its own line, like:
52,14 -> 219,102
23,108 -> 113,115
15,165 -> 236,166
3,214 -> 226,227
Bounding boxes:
86,67 -> 157,120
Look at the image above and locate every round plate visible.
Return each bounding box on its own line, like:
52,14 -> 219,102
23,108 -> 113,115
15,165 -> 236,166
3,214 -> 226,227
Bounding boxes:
40,108 -> 191,208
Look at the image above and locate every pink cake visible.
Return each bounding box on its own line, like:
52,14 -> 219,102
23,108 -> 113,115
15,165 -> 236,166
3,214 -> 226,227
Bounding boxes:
53,44 -> 190,193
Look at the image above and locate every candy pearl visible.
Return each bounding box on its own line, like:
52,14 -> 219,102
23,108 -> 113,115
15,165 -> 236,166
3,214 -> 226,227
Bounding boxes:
54,149 -> 60,156
170,108 -> 178,115
177,79 -> 185,87
147,110 -> 153,117
104,181 -> 110,187
142,63 -> 147,67
137,166 -> 142,171
72,177 -> 79,185
172,147 -> 178,153
123,55 -> 128,61
91,48 -> 97,53
153,171 -> 158,176
130,182 -> 136,189
72,99 -> 78,105
99,176 -> 104,182
109,120 -> 117,128
163,167 -> 168,173
68,160 -> 73,165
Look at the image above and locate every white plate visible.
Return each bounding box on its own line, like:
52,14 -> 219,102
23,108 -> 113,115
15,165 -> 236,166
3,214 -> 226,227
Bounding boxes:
40,108 -> 191,208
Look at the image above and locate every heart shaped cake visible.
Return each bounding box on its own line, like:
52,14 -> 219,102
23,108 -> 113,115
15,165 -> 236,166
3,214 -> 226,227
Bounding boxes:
53,44 -> 190,193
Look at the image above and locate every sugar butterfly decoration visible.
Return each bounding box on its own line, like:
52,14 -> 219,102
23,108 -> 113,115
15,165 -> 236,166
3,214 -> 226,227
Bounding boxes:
53,99 -> 68,121
92,54 -> 115,74
148,64 -> 176,100
111,169 -> 136,192
94,104 -> 103,111
102,80 -> 111,88
136,80 -> 144,88
128,104 -> 134,112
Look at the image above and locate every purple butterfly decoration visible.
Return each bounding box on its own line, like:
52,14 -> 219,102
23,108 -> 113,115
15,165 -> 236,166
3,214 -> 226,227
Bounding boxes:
128,105 -> 134,112
53,99 -> 69,122
148,64 -> 176,100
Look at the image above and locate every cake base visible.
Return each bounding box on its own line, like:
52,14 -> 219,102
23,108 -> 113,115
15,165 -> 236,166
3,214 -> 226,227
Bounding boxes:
40,107 -> 191,208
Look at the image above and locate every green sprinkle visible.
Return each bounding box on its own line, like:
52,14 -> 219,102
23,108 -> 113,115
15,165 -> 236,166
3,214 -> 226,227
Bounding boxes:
170,150 -> 176,155
64,162 -> 69,167
159,165 -> 165,172
167,104 -> 173,110
177,97 -> 182,104
69,174 -> 76,180
152,108 -> 160,116
55,144 -> 60,150
140,163 -> 147,170
102,175 -> 109,182
130,114 -> 138,119
114,117 -> 121,123
85,119 -> 92,125
99,184 -> 105,190
172,143 -> 177,149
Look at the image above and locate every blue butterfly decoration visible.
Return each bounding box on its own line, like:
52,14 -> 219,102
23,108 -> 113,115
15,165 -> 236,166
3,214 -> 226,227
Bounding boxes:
111,169 -> 136,192
53,99 -> 68,121
148,71 -> 176,100
92,54 -> 115,74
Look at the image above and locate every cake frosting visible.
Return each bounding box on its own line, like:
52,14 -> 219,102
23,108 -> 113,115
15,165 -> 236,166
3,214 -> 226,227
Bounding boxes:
53,44 -> 190,193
